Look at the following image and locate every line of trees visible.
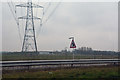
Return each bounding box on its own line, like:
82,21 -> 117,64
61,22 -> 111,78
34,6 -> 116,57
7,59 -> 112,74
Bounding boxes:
55,47 -> 119,55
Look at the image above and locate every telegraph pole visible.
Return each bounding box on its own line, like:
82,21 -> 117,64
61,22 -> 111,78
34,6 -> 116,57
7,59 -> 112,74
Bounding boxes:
16,0 -> 43,52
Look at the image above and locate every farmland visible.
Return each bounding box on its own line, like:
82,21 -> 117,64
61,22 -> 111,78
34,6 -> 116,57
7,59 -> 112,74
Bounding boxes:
2,52 -> 118,61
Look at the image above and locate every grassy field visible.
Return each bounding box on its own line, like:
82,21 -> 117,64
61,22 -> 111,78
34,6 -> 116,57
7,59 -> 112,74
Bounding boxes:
2,66 -> 120,79
2,53 -> 118,61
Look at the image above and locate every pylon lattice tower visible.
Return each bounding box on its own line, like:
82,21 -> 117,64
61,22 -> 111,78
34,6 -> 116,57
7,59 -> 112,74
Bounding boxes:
16,0 -> 43,52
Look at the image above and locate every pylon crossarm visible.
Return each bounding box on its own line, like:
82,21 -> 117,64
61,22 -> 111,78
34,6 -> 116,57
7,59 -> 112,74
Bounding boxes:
16,3 -> 28,7
16,3 -> 44,8
32,3 -> 44,8
33,16 -> 42,20
18,16 -> 42,20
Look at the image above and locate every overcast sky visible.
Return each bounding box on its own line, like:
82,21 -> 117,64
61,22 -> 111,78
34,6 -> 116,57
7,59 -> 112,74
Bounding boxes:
2,2 -> 118,52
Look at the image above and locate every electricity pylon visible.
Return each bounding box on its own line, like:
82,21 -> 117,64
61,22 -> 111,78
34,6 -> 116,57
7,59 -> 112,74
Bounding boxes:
16,0 -> 43,52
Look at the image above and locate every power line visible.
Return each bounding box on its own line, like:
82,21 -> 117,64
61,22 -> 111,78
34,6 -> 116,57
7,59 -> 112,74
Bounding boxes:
36,2 -> 61,38
8,2 -> 22,45
42,2 -> 61,24
43,2 -> 51,15
7,2 -> 18,25
36,20 -> 42,38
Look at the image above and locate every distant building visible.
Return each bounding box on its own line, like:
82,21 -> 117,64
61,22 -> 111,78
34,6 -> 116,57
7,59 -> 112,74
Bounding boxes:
78,47 -> 92,51
38,51 -> 53,54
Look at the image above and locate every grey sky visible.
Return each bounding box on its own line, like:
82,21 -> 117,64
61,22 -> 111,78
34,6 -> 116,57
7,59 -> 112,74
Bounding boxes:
2,2 -> 118,52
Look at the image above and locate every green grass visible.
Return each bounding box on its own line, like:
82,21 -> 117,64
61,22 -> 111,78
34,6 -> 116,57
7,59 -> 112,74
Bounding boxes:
2,53 -> 118,61
2,66 -> 120,79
